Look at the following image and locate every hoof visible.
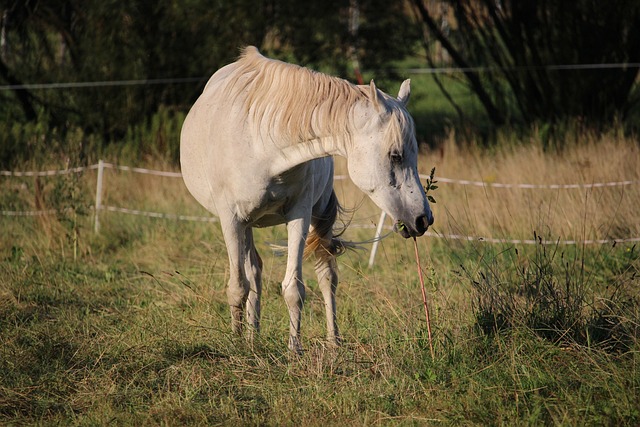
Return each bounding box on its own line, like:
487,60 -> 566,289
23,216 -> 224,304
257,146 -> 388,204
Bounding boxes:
288,336 -> 304,355
327,335 -> 343,348
230,306 -> 244,335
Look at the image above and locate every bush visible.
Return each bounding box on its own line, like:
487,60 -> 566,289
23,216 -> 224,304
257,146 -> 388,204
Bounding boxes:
469,237 -> 639,353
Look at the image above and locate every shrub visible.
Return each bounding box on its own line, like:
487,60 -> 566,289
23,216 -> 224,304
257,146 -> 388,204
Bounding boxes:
469,238 -> 639,353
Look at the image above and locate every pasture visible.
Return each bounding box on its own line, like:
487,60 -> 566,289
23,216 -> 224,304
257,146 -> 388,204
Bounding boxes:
1,132 -> 639,425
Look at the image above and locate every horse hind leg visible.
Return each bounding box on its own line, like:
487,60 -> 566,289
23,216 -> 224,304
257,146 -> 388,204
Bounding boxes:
309,190 -> 342,347
220,217 -> 251,336
245,231 -> 263,341
314,247 -> 341,347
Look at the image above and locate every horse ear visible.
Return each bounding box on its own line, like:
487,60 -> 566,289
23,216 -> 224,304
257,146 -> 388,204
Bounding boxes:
369,79 -> 382,111
397,79 -> 411,106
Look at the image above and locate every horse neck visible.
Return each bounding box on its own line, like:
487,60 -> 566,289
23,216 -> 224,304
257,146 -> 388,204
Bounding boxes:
267,91 -> 373,177
269,135 -> 347,177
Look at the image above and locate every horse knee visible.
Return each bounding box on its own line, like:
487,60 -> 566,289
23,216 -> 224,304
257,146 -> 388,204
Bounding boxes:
282,278 -> 305,308
227,278 -> 250,308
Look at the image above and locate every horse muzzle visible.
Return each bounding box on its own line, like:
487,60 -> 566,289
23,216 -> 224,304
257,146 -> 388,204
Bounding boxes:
394,213 -> 434,238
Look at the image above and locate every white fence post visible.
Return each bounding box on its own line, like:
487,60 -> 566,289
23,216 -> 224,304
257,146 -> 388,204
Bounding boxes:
368,210 -> 387,268
94,160 -> 104,233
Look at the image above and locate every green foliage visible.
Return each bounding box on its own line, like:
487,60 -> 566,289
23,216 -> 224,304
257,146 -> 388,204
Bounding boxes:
118,107 -> 186,163
2,0 -> 638,163
0,117 -> 56,167
48,140 -> 92,261
0,0 -> 416,163
423,166 -> 438,204
1,0 -> 263,139
413,0 -> 640,130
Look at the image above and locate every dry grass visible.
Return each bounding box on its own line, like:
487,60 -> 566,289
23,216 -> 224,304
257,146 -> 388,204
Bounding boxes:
425,131 -> 640,243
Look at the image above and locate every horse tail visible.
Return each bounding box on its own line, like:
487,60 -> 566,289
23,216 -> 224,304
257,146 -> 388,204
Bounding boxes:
304,190 -> 349,262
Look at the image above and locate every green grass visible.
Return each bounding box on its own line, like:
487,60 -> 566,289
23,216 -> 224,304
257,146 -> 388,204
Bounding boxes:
1,119 -> 639,424
1,208 -> 638,425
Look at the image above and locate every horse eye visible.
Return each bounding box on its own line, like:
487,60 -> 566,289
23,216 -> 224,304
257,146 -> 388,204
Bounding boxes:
390,151 -> 403,165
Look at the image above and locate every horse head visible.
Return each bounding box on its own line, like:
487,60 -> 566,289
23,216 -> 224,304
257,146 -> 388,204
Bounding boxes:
347,80 -> 433,238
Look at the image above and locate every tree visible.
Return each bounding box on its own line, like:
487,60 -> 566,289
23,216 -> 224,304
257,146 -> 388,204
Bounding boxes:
412,0 -> 640,129
265,0 -> 417,78
0,0 -> 267,140
0,0 -> 417,150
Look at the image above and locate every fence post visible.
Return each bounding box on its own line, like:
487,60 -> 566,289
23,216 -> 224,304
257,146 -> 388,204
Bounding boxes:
94,160 -> 104,233
368,210 -> 387,268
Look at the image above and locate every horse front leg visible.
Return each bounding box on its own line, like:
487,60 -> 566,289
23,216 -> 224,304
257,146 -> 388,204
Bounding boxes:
282,215 -> 309,354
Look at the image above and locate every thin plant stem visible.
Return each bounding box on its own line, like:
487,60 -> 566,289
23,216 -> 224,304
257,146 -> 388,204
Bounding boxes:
413,236 -> 434,359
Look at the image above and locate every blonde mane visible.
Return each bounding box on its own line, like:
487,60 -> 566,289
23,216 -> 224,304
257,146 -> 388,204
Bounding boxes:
223,47 -> 413,149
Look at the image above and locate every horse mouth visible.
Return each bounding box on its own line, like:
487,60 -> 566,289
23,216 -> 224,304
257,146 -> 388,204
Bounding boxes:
394,215 -> 432,238
394,221 -> 416,238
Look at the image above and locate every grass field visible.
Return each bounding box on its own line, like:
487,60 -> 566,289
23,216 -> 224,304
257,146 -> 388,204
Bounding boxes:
1,132 -> 639,425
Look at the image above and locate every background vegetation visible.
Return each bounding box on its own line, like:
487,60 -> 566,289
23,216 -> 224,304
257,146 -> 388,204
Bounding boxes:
2,0 -> 639,166
0,0 -> 415,164
412,0 -> 640,128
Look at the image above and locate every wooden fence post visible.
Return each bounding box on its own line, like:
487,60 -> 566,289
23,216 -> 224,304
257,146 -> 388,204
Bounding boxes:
94,160 -> 104,233
368,210 -> 387,268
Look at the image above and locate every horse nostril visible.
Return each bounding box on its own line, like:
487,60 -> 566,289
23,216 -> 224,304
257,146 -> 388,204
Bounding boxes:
415,215 -> 430,235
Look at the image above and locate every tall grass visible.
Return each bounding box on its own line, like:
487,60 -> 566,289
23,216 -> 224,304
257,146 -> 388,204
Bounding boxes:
1,130 -> 639,425
397,128 -> 638,243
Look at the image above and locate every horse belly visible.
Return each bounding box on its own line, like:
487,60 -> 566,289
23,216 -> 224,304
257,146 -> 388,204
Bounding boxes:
252,213 -> 287,228
237,162 -> 323,227
180,105 -> 221,216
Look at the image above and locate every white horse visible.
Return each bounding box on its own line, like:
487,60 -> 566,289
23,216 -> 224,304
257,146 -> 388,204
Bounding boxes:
180,46 -> 433,352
